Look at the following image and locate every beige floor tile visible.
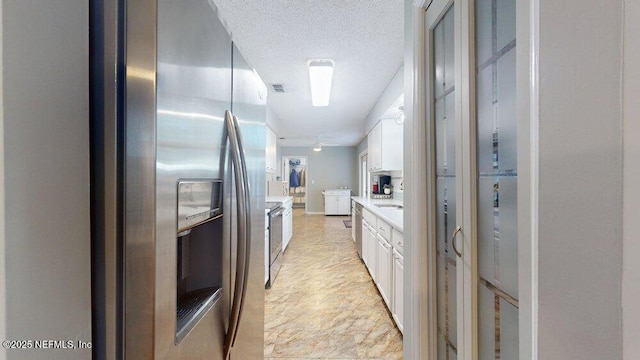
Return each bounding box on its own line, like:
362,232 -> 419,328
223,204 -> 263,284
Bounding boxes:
265,209 -> 402,359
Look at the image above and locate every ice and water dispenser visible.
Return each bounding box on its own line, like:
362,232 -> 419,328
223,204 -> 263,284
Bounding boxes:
175,180 -> 224,343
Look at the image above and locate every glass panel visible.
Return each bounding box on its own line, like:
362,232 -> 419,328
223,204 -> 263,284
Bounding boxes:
498,177 -> 518,296
444,9 -> 455,92
434,20 -> 445,99
500,299 -> 519,360
435,100 -> 446,174
476,0 -> 492,64
448,262 -> 457,349
477,177 -> 495,281
476,0 -> 517,358
497,49 -> 517,172
497,0 -> 516,51
445,91 -> 457,175
478,286 -> 495,359
445,177 -> 458,264
434,5 -> 457,359
477,66 -> 494,173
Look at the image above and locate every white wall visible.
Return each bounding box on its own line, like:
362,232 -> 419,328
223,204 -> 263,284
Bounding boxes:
280,146 -> 358,213
623,0 -> 640,358
364,65 -> 404,134
266,104 -> 283,136
2,0 -> 91,358
537,0 -> 623,358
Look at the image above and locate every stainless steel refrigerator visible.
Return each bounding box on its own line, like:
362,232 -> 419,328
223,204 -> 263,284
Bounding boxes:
90,0 -> 266,358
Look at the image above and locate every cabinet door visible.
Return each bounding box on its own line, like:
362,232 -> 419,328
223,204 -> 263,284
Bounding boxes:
337,195 -> 350,215
376,234 -> 391,307
368,122 -> 382,170
287,209 -> 293,242
265,127 -> 276,172
324,195 -> 338,215
368,226 -> 378,281
282,209 -> 292,251
380,119 -> 404,171
351,207 -> 356,241
393,250 -> 404,333
362,221 -> 369,266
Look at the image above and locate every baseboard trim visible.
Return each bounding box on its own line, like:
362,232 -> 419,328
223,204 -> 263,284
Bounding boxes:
305,211 -> 324,215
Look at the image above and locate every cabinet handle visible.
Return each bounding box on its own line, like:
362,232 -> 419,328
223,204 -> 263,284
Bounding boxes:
451,226 -> 462,257
379,227 -> 386,233
398,242 -> 403,247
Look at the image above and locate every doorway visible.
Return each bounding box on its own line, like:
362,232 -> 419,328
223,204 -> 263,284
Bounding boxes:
360,152 -> 369,197
282,156 -> 308,211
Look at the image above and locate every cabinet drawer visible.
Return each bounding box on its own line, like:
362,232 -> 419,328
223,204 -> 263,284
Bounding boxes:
392,228 -> 404,255
363,208 -> 376,226
377,218 -> 391,241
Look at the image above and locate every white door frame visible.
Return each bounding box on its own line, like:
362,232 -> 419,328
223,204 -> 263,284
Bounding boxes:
359,150 -> 369,198
282,155 -> 308,213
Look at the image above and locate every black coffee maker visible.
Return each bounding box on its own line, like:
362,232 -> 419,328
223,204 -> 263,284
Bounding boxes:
378,175 -> 391,194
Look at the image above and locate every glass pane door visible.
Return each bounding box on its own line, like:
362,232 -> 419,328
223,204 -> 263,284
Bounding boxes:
431,4 -> 459,359
427,0 -> 520,359
475,0 -> 518,359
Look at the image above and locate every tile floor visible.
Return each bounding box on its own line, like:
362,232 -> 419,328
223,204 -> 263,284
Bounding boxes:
264,209 -> 403,359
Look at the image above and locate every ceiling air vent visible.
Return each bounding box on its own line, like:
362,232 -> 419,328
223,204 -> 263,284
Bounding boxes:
271,84 -> 285,93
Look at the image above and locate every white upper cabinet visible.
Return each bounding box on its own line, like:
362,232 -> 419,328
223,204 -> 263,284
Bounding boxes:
367,119 -> 403,172
265,126 -> 277,172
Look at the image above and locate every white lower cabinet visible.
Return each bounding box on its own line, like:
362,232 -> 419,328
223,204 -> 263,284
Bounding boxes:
376,234 -> 392,308
282,199 -> 293,251
324,189 -> 351,215
392,249 -> 404,333
362,220 -> 369,266
357,203 -> 404,332
351,202 -> 356,241
367,225 -> 378,281
283,208 -> 292,251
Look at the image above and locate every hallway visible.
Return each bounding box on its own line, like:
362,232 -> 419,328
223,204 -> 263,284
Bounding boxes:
264,209 -> 403,359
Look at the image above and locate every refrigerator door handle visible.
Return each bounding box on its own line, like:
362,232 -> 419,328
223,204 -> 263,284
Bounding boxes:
232,114 -> 252,335
223,110 -> 249,358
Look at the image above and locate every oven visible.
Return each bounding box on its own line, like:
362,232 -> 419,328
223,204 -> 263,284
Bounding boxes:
266,205 -> 284,288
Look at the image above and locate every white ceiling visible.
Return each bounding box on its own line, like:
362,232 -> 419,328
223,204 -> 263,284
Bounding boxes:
212,0 -> 404,147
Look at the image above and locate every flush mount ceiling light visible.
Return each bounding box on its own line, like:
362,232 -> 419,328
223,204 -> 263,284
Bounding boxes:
312,140 -> 322,152
308,60 -> 334,107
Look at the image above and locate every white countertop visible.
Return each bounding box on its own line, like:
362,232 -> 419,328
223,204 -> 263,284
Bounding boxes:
351,196 -> 403,232
266,196 -> 293,203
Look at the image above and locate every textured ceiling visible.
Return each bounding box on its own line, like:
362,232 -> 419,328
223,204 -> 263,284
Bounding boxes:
212,0 -> 404,146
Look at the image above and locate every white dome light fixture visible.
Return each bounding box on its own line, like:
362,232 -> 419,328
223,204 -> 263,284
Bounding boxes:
312,140 -> 322,152
308,59 -> 334,107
